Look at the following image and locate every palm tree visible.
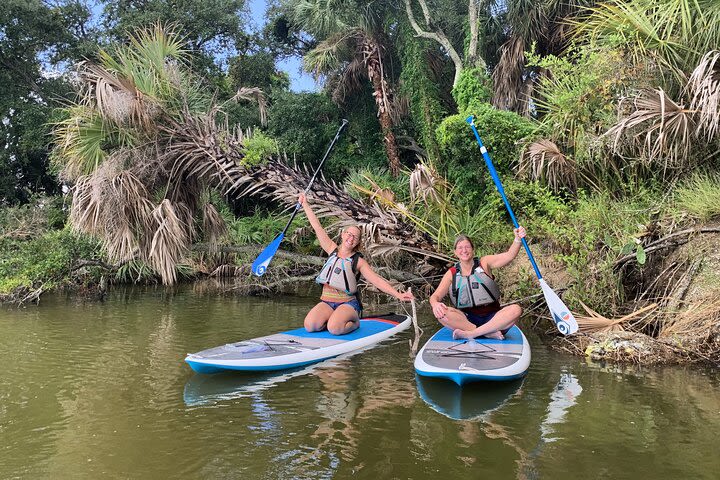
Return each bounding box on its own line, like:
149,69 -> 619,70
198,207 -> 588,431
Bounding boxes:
491,0 -> 595,115
52,25 -> 264,284
291,0 -> 403,176
53,25 -> 443,283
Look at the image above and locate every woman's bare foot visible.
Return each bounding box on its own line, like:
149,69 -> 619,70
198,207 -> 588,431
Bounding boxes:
452,329 -> 505,340
452,328 -> 472,340
482,331 -> 504,340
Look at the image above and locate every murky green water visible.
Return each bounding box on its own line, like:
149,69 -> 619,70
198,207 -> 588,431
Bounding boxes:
1,286 -> 719,479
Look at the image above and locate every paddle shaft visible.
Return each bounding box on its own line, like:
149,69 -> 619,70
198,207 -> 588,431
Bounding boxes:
280,119 -> 349,236
466,116 -> 543,280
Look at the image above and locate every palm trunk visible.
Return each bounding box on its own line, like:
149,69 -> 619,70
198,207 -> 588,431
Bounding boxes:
363,38 -> 402,177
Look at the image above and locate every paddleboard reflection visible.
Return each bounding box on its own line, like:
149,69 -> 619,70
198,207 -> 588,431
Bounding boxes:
416,374 -> 524,421
183,363 -> 321,407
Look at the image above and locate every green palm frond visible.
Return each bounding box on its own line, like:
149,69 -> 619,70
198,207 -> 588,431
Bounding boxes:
572,0 -> 720,81
304,31 -> 357,78
52,106 -> 136,179
293,0 -> 352,36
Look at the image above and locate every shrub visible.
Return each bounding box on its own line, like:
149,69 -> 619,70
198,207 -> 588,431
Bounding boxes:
451,67 -> 492,112
435,103 -> 535,205
0,228 -> 100,293
241,132 -> 278,167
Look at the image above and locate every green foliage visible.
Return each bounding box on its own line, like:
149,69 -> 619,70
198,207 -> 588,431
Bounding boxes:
573,0 -> 720,91
527,45 -> 627,160
102,0 -> 249,75
451,67 -> 492,112
0,2 -> 96,205
544,188 -> 666,309
675,172 -> 720,221
241,132 -> 278,167
398,27 -> 449,162
500,178 -> 570,232
227,208 -> 302,246
0,228 -> 100,293
435,103 -> 534,204
114,260 -> 158,284
228,51 -> 290,92
266,90 -> 343,164
328,88 -> 388,180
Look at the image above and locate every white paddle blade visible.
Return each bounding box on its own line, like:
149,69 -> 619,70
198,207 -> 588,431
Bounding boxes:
539,279 -> 578,335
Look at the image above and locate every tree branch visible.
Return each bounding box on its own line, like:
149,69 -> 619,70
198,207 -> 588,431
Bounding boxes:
404,0 -> 465,86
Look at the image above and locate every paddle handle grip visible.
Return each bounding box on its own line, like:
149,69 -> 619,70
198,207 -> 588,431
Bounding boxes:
466,115 -> 543,280
281,119 -> 349,236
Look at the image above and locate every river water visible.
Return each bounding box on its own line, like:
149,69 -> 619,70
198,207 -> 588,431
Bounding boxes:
1,286 -> 718,479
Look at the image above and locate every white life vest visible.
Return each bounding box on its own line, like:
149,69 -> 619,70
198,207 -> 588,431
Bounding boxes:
315,250 -> 362,295
448,258 -> 501,309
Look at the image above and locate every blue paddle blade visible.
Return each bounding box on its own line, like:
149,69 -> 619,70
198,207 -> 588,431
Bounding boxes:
252,233 -> 285,276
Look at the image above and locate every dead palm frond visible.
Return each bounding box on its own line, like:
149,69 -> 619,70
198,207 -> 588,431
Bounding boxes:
409,160 -> 448,204
492,36 -> 526,113
202,201 -> 228,252
147,199 -> 190,285
232,87 -> 268,127
606,88 -> 697,171
687,50 -> 720,141
519,139 -> 577,193
576,301 -> 658,334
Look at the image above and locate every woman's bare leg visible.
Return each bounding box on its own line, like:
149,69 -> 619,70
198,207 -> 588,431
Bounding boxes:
436,307 -> 477,331
326,304 -> 360,335
452,304 -> 522,340
304,302 -> 334,332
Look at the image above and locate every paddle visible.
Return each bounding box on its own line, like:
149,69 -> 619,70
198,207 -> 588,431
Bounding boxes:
466,115 -> 578,335
252,119 -> 349,276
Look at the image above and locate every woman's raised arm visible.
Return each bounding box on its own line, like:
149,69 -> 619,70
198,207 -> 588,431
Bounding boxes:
299,193 -> 336,254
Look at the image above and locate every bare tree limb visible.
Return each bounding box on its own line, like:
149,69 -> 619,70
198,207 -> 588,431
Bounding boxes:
404,0 -> 465,87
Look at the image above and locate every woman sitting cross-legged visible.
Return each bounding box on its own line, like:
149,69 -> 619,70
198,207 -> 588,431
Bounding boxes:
429,228 -> 526,340
299,193 -> 414,335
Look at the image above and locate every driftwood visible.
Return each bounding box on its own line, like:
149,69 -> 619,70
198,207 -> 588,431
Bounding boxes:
614,226 -> 720,269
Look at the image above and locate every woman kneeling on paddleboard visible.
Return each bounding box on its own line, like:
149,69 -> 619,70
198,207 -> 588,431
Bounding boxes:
299,193 -> 414,335
429,228 -> 526,340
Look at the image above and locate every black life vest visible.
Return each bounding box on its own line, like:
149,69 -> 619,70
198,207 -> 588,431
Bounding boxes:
315,249 -> 363,295
448,257 -> 501,309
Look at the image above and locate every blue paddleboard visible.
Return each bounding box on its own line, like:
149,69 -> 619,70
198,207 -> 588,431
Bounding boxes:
414,325 -> 531,385
186,314 -> 411,374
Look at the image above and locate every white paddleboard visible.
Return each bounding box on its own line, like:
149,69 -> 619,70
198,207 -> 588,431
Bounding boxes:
414,325 -> 531,385
186,313 -> 411,374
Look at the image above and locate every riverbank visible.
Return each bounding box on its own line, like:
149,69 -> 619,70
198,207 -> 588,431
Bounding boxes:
2,194 -> 719,367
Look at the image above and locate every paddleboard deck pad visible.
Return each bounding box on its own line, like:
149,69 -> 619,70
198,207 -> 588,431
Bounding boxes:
186,313 -> 411,373
414,325 -> 530,385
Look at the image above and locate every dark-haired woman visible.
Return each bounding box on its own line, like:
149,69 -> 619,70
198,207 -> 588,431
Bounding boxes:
429,228 -> 526,340
299,193 -> 414,335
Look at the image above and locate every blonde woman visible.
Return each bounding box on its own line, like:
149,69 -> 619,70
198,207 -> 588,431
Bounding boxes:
299,193 -> 414,335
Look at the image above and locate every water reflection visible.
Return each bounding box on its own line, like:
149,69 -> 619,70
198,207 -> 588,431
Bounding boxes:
182,344 -> 381,408
416,376 -> 524,421
540,372 -> 583,443
183,366 -> 320,407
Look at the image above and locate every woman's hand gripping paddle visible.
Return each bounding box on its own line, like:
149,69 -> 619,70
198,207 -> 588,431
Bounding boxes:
251,119 -> 349,276
466,115 -> 578,335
